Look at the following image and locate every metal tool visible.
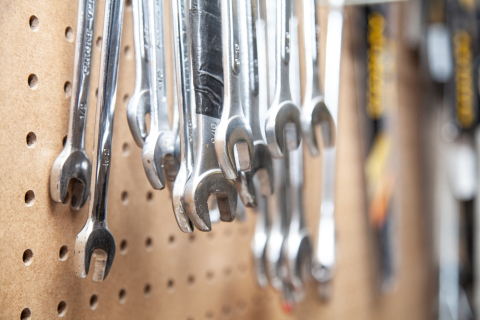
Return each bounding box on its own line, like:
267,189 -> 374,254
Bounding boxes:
170,0 -> 195,233
251,177 -> 270,288
74,0 -> 124,282
263,0 -> 302,159
184,0 -> 237,231
126,0 -> 150,147
311,0 -> 343,299
142,0 -> 178,190
300,0 -> 335,156
50,0 -> 97,210
214,0 -> 254,180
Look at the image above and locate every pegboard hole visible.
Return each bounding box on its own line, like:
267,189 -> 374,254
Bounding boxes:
144,284 -> 151,297
24,190 -> 35,207
125,0 -> 132,8
64,81 -> 72,98
59,246 -> 68,261
62,135 -> 67,147
145,237 -> 153,250
223,266 -> 232,279
205,270 -> 215,284
21,308 -> 31,320
239,227 -> 249,238
122,143 -> 130,157
65,27 -> 74,42
168,235 -> 175,247
120,240 -> 128,254
221,305 -> 232,319
146,191 -> 153,202
121,191 -> 129,205
124,46 -> 133,60
62,192 -> 70,206
89,294 -> 98,310
26,132 -> 37,147
236,300 -> 247,314
57,301 -> 67,317
28,74 -> 38,90
23,249 -> 33,266
207,232 -> 215,241
123,94 -> 130,104
187,274 -> 195,287
96,36 -> 102,49
205,311 -> 214,319
188,234 -> 195,242
223,229 -> 232,238
95,87 -> 98,98
118,289 -> 127,304
237,263 -> 247,274
167,279 -> 175,293
29,15 -> 39,31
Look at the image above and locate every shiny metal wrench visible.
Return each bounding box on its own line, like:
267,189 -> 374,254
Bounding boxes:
184,0 -> 237,231
311,2 -> 343,299
300,0 -> 335,156
170,0 -> 195,233
215,0 -> 254,180
142,0 -> 178,190
50,0 -> 97,210
264,0 -> 302,159
74,0 -> 124,282
126,0 -> 150,147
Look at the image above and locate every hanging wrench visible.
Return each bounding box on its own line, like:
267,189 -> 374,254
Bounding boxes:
170,0 -> 195,233
264,0 -> 302,159
311,0 -> 343,299
251,177 -> 270,288
214,0 -> 254,180
126,0 -> 150,147
142,0 -> 178,190
300,0 -> 335,156
74,0 -> 124,282
50,0 -> 97,210
183,0 -> 237,231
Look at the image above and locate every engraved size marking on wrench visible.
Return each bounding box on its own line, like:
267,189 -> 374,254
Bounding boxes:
102,148 -> 110,167
83,0 -> 95,75
79,103 -> 86,119
211,123 -> 216,143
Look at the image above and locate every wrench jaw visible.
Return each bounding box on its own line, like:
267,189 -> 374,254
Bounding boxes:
214,115 -> 255,180
127,90 -> 150,148
301,97 -> 336,157
171,164 -> 195,233
50,148 -> 92,210
74,220 -> 116,282
236,172 -> 256,207
265,101 -> 302,158
249,142 -> 275,196
285,231 -> 313,302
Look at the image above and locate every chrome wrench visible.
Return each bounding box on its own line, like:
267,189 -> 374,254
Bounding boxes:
170,0 -> 195,233
301,0 -> 335,156
74,0 -> 124,282
50,0 -> 97,210
126,0 -> 150,147
142,0 -> 178,190
184,0 -> 237,231
215,0 -> 255,180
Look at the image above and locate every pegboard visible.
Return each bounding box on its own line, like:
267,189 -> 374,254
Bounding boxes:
0,1 -> 433,319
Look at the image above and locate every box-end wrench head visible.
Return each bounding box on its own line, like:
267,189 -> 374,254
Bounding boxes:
126,0 -> 150,148
50,0 -> 97,210
215,0 -> 254,180
74,0 -> 124,282
301,97 -> 335,156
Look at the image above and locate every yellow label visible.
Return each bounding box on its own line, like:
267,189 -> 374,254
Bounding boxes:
367,13 -> 386,119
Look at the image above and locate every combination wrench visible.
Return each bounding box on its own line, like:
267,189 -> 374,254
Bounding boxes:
184,0 -> 237,231
300,0 -> 335,156
126,0 -> 150,147
214,0 -> 255,180
311,0 -> 343,299
142,0 -> 178,190
74,0 -> 124,282
50,0 -> 97,210
264,0 -> 302,159
170,0 -> 195,233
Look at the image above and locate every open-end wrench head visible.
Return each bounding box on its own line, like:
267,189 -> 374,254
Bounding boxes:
171,164 -> 194,233
184,171 -> 237,231
215,115 -> 254,180
50,148 -> 92,210
143,131 -> 178,190
265,101 -> 302,158
301,97 -> 336,157
236,171 -> 256,207
74,220 -> 116,282
248,142 -> 274,196
286,231 -> 312,300
127,90 -> 150,148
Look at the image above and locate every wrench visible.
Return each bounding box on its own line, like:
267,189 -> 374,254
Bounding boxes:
74,0 -> 124,282
311,1 -> 343,299
251,177 -> 270,288
300,0 -> 335,156
142,0 -> 178,190
214,0 -> 254,180
126,0 -> 150,147
264,0 -> 302,159
50,0 -> 97,210
184,0 -> 237,231
170,0 -> 195,233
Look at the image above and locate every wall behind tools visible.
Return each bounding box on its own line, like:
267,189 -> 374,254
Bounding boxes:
0,0 -> 433,319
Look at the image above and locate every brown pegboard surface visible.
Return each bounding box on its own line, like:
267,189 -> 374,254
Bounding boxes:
0,1 -> 432,319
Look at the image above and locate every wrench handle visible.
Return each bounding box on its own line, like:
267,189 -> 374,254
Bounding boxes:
190,0 -> 224,119
89,0 -> 124,222
302,0 -> 322,98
